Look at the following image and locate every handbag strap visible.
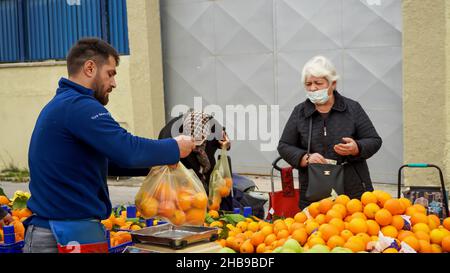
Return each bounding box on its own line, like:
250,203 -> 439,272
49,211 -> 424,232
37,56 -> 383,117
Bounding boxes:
307,117 -> 313,156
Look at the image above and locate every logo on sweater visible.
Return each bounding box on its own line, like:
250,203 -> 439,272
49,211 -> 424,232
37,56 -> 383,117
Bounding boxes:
91,112 -> 111,120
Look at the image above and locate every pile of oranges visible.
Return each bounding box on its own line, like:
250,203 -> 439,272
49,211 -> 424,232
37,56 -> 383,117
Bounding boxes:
101,210 -> 142,231
216,190 -> 450,253
109,231 -> 132,248
209,177 -> 233,211
135,183 -> 208,226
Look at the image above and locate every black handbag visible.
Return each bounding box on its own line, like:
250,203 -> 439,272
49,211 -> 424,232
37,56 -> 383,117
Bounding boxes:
305,117 -> 345,201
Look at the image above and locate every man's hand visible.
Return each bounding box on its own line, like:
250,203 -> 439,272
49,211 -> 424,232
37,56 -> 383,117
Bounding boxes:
174,135 -> 195,158
0,213 -> 14,227
300,153 -> 327,167
334,137 -> 359,156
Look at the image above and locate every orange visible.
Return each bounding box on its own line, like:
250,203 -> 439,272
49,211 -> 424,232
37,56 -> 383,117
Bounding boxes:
372,190 -> 392,207
284,217 -> 295,227
177,193 -> 192,211
383,199 -> 405,215
315,214 -> 326,225
374,209 -> 392,226
319,224 -> 340,241
366,220 -> 380,236
335,195 -> 351,206
130,225 -> 142,231
219,185 -> 231,197
260,225 -> 274,237
414,230 -> 431,243
250,232 -> 265,247
291,229 -> 308,245
277,229 -> 290,240
240,239 -> 254,253
325,209 -> 343,222
430,229 -> 446,245
405,206 -> 418,217
294,212 -> 308,223
441,236 -> 450,252
256,243 -> 267,253
443,217 -> 450,231
264,234 -> 277,246
399,198 -> 412,209
288,222 -> 304,234
327,235 -> 345,249
361,192 -> 378,206
101,219 -> 113,230
351,212 -> 367,220
18,208 -> 33,219
305,221 -> 319,235
208,210 -> 219,219
383,248 -> 398,253
356,233 -> 371,245
247,222 -> 259,233
210,221 -> 223,228
363,203 -> 380,219
169,210 -> 186,226
154,183 -> 176,201
397,230 -> 415,242
158,201 -> 176,218
332,203 -> 347,218
348,218 -> 368,234
139,197 -> 159,218
208,197 -> 221,211
411,213 -> 428,226
381,225 -> 398,238
308,202 -> 320,218
343,238 -> 365,252
428,215 -> 440,229
308,237 -> 326,247
318,198 -> 334,214
0,195 -> 10,205
411,204 -> 427,214
185,208 -> 206,225
340,230 -> 354,241
431,244 -> 442,253
391,215 -> 405,230
192,192 -> 208,209
418,240 -> 433,253
402,235 -> 420,252
329,218 -> 345,233
412,223 -> 430,234
346,199 -> 363,214
13,221 -> 25,235
236,221 -> 248,232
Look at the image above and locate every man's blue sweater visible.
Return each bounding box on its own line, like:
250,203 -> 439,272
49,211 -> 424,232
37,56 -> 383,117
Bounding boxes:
27,78 -> 179,228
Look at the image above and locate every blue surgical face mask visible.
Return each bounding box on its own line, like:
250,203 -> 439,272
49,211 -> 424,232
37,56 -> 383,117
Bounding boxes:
306,88 -> 330,105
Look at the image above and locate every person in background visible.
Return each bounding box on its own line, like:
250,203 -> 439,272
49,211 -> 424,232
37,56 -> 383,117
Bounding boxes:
278,55 -> 382,209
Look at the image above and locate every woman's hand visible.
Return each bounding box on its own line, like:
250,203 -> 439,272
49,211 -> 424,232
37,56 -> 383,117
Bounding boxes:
300,153 -> 327,167
218,131 -> 230,150
334,137 -> 359,156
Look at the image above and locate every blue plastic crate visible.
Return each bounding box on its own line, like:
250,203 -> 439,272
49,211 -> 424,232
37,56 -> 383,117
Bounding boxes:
0,241 -> 25,253
109,241 -> 133,253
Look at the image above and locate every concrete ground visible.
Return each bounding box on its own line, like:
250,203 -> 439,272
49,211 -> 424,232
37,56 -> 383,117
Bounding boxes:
0,175 -> 404,207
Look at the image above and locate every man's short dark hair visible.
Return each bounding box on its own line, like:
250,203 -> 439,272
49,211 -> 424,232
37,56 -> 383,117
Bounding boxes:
66,38 -> 120,76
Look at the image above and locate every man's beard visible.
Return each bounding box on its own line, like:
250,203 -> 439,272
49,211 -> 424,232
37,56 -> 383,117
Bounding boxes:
92,77 -> 109,105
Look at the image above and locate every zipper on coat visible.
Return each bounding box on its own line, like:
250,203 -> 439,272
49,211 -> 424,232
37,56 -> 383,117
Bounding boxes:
323,118 -> 327,137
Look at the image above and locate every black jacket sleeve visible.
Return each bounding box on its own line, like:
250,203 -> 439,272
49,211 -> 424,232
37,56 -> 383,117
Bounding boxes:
350,102 -> 382,161
277,106 -> 307,169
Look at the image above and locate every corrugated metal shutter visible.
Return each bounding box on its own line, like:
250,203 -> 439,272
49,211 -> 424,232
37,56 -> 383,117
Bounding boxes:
0,0 -> 130,62
0,0 -> 20,62
108,0 -> 129,55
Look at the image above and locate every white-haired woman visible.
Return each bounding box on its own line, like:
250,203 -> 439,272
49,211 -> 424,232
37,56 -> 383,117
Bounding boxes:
278,56 -> 382,209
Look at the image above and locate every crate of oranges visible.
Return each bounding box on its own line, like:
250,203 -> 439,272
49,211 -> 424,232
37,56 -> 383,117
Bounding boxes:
135,163 -> 208,226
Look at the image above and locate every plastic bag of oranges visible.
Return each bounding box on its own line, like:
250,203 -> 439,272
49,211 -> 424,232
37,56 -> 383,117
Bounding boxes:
208,148 -> 233,211
135,162 -> 208,226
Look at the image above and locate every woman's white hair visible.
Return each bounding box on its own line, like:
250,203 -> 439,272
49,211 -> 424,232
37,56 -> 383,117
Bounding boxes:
301,55 -> 339,85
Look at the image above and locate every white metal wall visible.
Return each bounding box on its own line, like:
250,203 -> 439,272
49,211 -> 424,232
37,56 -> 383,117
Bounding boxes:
160,0 -> 402,183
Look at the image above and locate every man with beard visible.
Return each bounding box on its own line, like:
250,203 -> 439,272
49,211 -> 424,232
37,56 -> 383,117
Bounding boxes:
25,38 -> 195,253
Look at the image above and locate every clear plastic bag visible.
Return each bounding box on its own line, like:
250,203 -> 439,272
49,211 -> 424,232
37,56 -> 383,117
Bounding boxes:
135,163 -> 208,226
208,148 -> 233,210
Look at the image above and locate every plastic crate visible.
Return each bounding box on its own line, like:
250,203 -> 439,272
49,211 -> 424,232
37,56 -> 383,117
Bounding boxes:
0,241 -> 25,253
109,241 -> 133,253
